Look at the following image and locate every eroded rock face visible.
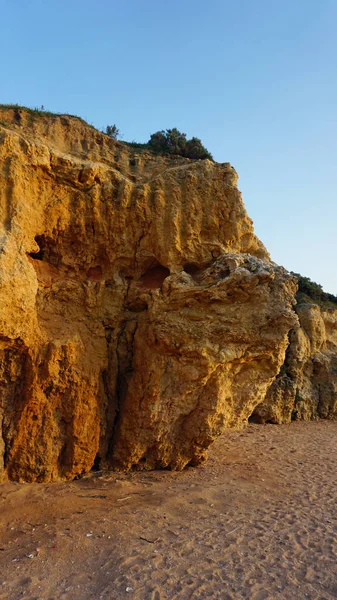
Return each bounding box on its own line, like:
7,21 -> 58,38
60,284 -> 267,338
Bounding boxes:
251,304 -> 337,424
0,109 -> 298,481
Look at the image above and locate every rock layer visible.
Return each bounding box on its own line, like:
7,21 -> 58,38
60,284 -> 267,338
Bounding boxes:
0,109 -> 299,481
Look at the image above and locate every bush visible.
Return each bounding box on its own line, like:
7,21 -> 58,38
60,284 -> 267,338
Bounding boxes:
148,128 -> 212,160
291,272 -> 337,308
184,136 -> 213,160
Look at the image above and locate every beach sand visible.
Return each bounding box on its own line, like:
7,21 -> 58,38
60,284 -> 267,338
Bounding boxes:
0,421 -> 336,600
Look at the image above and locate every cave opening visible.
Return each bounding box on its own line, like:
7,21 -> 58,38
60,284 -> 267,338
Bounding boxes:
183,263 -> 201,276
248,414 -> 276,425
140,264 -> 170,289
248,413 -> 262,424
183,262 -> 209,282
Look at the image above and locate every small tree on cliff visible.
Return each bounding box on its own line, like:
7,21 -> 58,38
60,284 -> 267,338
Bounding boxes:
147,130 -> 167,154
105,124 -> 120,139
165,128 -> 187,155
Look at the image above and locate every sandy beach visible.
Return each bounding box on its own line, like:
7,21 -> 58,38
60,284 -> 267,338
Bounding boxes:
0,421 -> 336,600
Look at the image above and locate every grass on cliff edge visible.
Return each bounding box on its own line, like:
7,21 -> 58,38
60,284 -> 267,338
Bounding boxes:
0,105 -> 153,157
0,103 -> 97,129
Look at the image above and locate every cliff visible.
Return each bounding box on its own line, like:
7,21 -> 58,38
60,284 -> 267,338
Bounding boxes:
0,107 -> 316,482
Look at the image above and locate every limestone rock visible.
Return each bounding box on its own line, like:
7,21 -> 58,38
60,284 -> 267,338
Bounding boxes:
251,304 -> 337,424
0,108 -> 298,481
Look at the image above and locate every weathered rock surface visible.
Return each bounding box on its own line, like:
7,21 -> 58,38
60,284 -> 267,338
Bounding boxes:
251,304 -> 337,424
0,108 -> 298,481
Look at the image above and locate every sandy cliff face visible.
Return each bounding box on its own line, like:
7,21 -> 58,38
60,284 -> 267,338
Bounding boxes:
251,304 -> 337,424
0,108 -> 298,481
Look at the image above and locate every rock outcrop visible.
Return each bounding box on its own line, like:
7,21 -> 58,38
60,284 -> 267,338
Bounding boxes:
0,107 -> 298,481
251,304 -> 337,424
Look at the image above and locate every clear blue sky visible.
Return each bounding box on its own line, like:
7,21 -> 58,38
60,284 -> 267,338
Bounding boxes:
2,0 -> 336,293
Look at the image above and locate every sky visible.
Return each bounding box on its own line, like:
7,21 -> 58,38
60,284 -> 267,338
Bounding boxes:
1,0 -> 336,293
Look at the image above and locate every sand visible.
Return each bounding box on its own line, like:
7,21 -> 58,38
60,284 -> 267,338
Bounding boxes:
0,421 -> 336,600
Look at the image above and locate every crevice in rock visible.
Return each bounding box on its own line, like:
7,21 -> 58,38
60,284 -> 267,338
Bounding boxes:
291,388 -> 302,421
91,454 -> 101,471
125,299 -> 148,313
248,326 -> 297,425
28,235 -> 48,261
100,327 -> 118,463
107,318 -> 138,465
3,445 -> 9,468
1,342 -> 33,479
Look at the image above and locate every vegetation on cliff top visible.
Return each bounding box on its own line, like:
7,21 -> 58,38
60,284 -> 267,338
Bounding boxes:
106,124 -> 213,160
292,272 -> 337,309
147,128 -> 213,160
0,105 -> 212,161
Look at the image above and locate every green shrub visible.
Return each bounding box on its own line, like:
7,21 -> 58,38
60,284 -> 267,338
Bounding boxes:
147,128 -> 212,160
184,136 -> 213,160
291,272 -> 337,308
